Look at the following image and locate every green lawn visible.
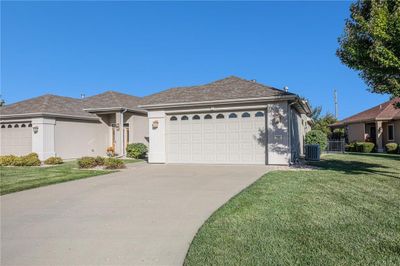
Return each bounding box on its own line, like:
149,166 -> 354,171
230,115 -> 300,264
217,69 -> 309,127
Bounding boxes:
0,161 -> 114,195
185,153 -> 400,266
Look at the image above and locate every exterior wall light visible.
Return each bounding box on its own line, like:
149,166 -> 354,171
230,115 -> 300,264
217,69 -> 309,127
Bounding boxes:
152,120 -> 159,129
32,126 -> 39,134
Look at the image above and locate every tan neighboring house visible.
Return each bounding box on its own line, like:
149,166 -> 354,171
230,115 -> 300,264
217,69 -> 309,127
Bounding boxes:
331,97 -> 400,152
1,76 -> 311,164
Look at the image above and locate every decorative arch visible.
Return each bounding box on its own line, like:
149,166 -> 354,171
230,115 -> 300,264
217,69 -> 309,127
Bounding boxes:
21,124 -> 26,128
14,124 -> 19,128
255,111 -> 264,117
204,114 -> 212,119
181,115 -> 189,121
1,125 -> 5,128
216,114 -> 224,119
241,112 -> 250,118
170,116 -> 178,121
229,113 -> 237,119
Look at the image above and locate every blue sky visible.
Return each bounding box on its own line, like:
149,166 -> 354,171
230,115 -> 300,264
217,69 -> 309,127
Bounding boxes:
1,1 -> 390,119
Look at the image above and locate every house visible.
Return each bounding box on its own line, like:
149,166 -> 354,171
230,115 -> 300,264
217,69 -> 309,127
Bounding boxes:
330,97 -> 400,152
0,76 -> 311,165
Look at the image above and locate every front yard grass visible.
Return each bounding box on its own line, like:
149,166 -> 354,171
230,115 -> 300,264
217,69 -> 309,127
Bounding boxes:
1,161 -> 114,195
185,153 -> 400,265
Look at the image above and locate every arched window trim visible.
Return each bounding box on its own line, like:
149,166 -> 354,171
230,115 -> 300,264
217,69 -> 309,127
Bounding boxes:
7,125 -> 12,128
229,113 -> 237,119
204,114 -> 212,119
192,115 -> 200,120
1,125 -> 5,128
14,124 -> 19,128
181,115 -> 189,121
216,114 -> 224,119
170,116 -> 178,121
28,124 -> 32,127
241,112 -> 250,118
21,124 -> 26,128
255,111 -> 264,117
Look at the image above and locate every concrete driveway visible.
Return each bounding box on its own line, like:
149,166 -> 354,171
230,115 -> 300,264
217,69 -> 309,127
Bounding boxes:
1,163 -> 271,266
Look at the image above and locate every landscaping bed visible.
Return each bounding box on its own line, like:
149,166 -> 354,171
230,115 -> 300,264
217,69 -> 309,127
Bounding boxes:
184,153 -> 400,265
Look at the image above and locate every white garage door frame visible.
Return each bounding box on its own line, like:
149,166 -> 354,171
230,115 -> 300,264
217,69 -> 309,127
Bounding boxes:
0,122 -> 33,156
166,110 -> 267,164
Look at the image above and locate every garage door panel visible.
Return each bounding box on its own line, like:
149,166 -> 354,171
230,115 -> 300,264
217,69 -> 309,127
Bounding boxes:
0,125 -> 32,156
166,111 -> 266,164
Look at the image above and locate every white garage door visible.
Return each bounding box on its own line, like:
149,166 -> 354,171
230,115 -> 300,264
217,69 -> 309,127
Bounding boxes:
166,111 -> 266,164
0,123 -> 32,156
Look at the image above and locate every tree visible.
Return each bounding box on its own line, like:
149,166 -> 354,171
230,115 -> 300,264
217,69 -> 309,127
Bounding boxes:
313,113 -> 338,137
337,0 -> 400,97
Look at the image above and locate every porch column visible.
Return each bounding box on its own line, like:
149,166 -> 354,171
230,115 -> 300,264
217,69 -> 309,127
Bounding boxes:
375,121 -> 383,152
115,112 -> 125,156
31,118 -> 56,160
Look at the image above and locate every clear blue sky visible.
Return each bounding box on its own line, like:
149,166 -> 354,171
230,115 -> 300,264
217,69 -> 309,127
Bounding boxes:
1,1 -> 390,119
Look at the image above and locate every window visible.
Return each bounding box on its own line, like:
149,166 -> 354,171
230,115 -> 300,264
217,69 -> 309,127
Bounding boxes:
241,112 -> 250,118
1,125 -> 5,128
229,113 -> 237,119
193,115 -> 200,120
255,111 -> 264,117
7,125 -> 12,128
14,124 -> 19,128
204,114 -> 212,119
216,114 -> 224,119
28,124 -> 32,127
181,115 -> 189,121
388,124 -> 395,141
170,116 -> 177,121
21,124 -> 26,128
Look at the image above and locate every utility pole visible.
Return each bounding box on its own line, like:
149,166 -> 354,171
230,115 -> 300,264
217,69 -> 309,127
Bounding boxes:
334,89 -> 338,119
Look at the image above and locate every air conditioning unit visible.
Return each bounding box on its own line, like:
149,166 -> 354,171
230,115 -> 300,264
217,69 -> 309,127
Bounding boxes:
305,144 -> 320,161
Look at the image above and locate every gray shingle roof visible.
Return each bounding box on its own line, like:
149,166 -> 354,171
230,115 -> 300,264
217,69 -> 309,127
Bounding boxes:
141,76 -> 294,106
83,91 -> 142,111
0,94 -> 96,119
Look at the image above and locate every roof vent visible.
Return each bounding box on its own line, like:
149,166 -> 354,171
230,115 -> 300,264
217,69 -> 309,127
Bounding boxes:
251,79 -> 256,83
81,93 -> 86,99
284,86 -> 289,92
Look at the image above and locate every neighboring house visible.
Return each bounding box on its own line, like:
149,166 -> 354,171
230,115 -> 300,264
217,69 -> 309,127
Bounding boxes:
0,76 -> 311,165
331,97 -> 400,152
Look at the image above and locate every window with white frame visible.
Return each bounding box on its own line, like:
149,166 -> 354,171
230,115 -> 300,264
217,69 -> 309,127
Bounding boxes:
388,124 -> 394,141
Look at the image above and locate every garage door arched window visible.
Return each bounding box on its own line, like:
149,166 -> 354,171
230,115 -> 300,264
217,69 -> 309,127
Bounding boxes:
204,114 -> 212,119
255,111 -> 264,117
28,124 -> 32,127
1,125 -> 5,128
21,124 -> 26,128
170,116 -> 178,121
7,125 -> 12,128
192,115 -> 200,120
241,112 -> 250,118
14,124 -> 19,128
181,115 -> 189,121
229,113 -> 237,119
216,114 -> 224,119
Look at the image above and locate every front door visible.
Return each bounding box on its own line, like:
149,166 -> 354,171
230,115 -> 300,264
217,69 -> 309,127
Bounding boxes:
370,126 -> 376,142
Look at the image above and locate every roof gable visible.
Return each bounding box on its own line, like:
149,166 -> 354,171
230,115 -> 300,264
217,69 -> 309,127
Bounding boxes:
83,91 -> 142,111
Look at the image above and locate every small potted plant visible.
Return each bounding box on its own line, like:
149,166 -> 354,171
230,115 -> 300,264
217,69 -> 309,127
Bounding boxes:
106,146 -> 115,157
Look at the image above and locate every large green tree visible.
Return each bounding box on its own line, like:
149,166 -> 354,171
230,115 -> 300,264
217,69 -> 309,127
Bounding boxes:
337,0 -> 400,97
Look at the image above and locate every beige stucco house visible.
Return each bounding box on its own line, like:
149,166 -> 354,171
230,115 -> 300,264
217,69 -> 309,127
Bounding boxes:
331,97 -> 400,152
1,76 -> 311,165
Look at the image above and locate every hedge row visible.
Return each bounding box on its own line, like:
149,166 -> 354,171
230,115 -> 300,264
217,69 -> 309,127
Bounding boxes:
0,153 -> 41,166
77,156 -> 125,169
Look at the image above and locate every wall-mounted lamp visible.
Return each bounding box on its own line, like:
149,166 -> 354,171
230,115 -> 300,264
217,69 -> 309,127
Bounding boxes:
152,120 -> 159,129
32,126 -> 39,134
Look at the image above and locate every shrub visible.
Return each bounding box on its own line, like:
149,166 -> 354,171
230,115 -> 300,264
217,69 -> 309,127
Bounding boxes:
20,153 -> 41,166
345,142 -> 357,152
0,155 -> 18,166
355,142 -> 375,153
385,142 -> 398,154
305,130 -> 328,151
104,158 -> 125,169
44,156 -> 63,165
77,156 -> 97,168
126,143 -> 148,159
95,156 -> 105,166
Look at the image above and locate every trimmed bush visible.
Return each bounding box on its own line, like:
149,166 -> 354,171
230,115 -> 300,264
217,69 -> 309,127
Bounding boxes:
0,155 -> 18,166
355,142 -> 375,153
95,156 -> 105,166
104,158 -> 125,169
126,143 -> 148,159
20,153 -> 41,166
305,130 -> 328,151
44,156 -> 63,165
345,143 -> 357,152
385,143 -> 398,154
77,157 -> 97,169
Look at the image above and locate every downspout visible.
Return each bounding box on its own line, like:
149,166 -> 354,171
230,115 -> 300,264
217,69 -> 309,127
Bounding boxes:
288,101 -> 296,165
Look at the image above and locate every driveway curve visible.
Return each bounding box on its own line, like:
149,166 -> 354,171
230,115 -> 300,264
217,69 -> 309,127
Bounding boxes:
1,163 -> 270,266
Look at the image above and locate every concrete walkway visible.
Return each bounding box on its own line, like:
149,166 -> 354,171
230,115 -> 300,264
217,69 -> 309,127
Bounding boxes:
1,163 -> 271,266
